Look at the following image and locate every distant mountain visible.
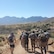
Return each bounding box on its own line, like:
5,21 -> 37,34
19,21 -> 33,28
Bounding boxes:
0,16 -> 48,25
43,17 -> 54,23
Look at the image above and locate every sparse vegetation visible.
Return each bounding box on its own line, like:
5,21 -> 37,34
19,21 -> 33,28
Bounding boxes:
0,21 -> 54,46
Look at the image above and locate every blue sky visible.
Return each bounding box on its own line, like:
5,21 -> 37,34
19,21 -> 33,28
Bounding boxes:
0,0 -> 54,18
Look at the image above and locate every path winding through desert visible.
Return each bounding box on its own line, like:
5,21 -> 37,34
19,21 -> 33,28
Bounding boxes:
2,39 -> 54,54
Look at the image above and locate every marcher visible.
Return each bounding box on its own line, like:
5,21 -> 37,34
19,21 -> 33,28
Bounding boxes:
7,32 -> 16,54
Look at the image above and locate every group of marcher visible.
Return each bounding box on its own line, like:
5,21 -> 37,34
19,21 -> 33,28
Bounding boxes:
20,29 -> 51,54
7,29 -> 51,54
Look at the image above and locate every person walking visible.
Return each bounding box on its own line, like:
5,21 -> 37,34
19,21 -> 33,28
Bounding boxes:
7,32 -> 16,54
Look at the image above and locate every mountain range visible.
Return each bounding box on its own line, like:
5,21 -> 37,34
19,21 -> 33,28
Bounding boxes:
0,16 -> 54,25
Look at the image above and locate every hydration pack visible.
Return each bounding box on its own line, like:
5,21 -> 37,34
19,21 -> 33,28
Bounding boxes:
8,36 -> 14,43
40,36 -> 47,42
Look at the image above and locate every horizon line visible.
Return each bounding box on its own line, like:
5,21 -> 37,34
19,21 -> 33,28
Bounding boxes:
0,16 -> 54,18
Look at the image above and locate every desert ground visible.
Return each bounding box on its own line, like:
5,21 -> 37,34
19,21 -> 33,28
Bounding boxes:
0,38 -> 54,54
0,23 -> 54,54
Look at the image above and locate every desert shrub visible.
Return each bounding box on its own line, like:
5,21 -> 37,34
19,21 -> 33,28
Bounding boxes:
0,37 -> 5,41
0,42 -> 4,46
50,32 -> 54,38
0,49 -> 3,54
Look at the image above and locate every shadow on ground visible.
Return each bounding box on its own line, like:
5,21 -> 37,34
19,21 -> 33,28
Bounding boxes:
27,49 -> 41,54
28,51 -> 41,54
48,51 -> 54,54
26,49 -> 35,53
35,51 -> 41,54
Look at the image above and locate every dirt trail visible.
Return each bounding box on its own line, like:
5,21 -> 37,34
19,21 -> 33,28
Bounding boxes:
14,41 -> 27,54
2,39 -> 54,54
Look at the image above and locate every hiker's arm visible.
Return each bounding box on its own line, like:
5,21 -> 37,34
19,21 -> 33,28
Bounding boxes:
14,36 -> 16,43
7,39 -> 10,45
19,36 -> 21,40
6,37 -> 9,44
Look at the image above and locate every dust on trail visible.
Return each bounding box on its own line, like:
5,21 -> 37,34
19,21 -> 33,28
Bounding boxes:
2,41 -> 28,54
2,39 -> 54,54
14,41 -> 27,54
